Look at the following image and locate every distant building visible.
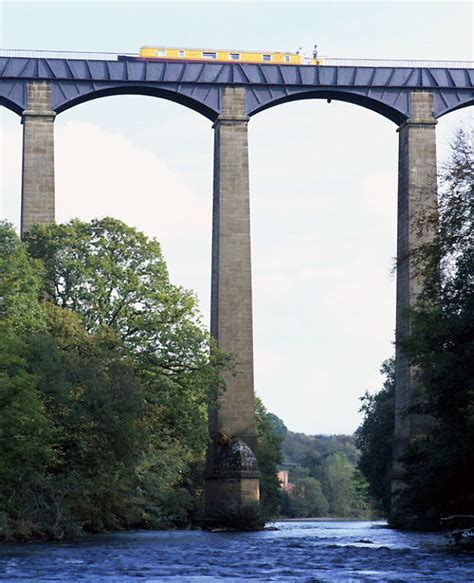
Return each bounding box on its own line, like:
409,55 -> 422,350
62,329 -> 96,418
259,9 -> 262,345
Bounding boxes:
277,470 -> 294,493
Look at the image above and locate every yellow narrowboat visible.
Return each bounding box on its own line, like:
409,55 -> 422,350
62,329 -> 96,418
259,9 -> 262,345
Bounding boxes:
137,46 -> 323,66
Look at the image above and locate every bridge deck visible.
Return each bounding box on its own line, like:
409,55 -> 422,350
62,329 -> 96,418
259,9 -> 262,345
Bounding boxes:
0,49 -> 472,123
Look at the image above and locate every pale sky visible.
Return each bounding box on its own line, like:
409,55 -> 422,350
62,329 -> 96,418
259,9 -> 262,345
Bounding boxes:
1,1 -> 472,434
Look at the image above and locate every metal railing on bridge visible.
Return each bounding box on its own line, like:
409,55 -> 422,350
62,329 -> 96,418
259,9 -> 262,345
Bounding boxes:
0,48 -> 472,69
0,49 -> 136,61
323,57 -> 473,68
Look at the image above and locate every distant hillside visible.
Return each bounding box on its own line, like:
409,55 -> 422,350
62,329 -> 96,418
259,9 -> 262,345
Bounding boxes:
282,431 -> 359,468
267,414 -> 371,519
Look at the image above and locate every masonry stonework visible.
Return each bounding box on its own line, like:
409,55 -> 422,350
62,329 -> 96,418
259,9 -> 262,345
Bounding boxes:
391,91 -> 438,520
205,86 -> 260,520
21,82 -> 56,235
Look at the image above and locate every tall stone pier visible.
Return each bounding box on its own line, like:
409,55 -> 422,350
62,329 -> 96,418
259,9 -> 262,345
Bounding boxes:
391,91 -> 438,523
21,81 -> 56,235
205,86 -> 260,523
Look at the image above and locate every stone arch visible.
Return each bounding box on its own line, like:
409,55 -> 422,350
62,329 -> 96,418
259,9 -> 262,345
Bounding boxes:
247,88 -> 408,125
436,97 -> 474,120
52,84 -> 219,121
0,95 -> 23,116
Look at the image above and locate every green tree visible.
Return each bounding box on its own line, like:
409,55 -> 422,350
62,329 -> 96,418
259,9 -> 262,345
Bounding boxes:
0,223 -> 56,539
275,412 -> 371,518
287,476 -> 329,518
397,127 -> 474,528
0,221 -> 45,333
27,304 -> 145,533
255,397 -> 283,518
25,218 -> 222,456
320,452 -> 358,516
356,359 -> 395,517
356,128 -> 473,529
0,324 -> 56,539
282,430 -> 359,471
0,218 -> 228,539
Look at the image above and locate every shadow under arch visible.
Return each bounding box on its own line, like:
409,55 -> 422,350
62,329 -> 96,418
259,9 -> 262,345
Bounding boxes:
0,96 -> 23,116
436,98 -> 474,120
249,89 -> 407,125
53,84 -> 219,121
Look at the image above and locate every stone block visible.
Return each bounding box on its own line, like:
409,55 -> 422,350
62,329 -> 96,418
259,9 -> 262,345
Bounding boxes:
21,82 -> 55,234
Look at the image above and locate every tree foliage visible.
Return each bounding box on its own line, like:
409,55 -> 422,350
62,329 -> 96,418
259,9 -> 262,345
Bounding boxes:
356,127 -> 473,529
0,324 -> 56,526
319,452 -> 361,516
284,477 -> 329,518
255,397 -> 284,518
0,222 -> 45,333
277,419 -> 371,518
398,127 -> 474,527
356,359 -> 395,517
25,218 -> 223,460
0,218 -> 227,540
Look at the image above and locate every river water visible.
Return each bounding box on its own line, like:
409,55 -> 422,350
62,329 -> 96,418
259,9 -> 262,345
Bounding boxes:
1,520 -> 473,582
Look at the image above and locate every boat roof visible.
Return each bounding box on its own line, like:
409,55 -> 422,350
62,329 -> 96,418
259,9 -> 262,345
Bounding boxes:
140,45 -> 299,56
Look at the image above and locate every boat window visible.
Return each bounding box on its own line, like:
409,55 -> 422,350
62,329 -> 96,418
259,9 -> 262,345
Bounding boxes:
202,51 -> 217,59
284,55 -> 290,63
229,53 -> 240,60
262,54 -> 272,62
178,50 -> 185,57
156,49 -> 166,57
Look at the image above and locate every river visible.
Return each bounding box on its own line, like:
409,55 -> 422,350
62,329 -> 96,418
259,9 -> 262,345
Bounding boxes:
1,520 -> 473,581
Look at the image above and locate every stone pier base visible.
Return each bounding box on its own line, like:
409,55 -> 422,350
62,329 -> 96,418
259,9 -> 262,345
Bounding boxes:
204,438 -> 260,529
204,86 -> 260,527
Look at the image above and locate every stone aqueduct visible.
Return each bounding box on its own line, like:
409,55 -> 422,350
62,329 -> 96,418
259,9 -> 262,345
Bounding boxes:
1,51 -> 473,520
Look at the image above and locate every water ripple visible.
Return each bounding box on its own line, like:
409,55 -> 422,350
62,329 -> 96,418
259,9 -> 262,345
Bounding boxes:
0,521 -> 473,581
